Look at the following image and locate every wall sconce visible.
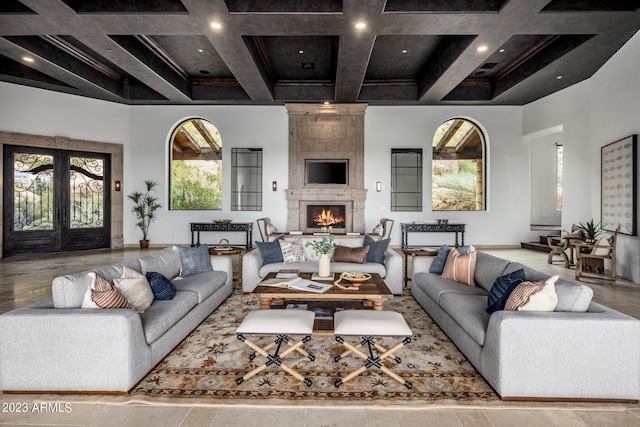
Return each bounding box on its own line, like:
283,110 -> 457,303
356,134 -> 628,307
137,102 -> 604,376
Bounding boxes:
115,181 -> 121,192
272,181 -> 277,191
376,181 -> 382,192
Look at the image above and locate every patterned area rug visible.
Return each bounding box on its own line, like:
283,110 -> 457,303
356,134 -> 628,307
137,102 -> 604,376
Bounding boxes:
131,290 -> 499,404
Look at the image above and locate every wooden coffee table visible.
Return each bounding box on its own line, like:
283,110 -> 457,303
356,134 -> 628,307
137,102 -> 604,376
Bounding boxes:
251,272 -> 393,311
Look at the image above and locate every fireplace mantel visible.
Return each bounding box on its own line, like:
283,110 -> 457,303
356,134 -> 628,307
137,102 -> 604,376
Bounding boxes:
285,104 -> 368,233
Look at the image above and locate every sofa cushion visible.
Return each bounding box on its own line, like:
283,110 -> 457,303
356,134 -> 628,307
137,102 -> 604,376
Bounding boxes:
256,234 -> 285,265
363,234 -> 389,264
429,245 -> 450,274
178,245 -> 213,277
139,246 -> 181,279
474,252 -> 511,292
486,268 -> 526,313
146,272 -> 176,300
258,261 -> 387,278
172,270 -> 227,303
442,247 -> 477,286
413,273 -> 487,305
439,293 -> 490,346
503,262 -> 550,283
279,239 -> 307,264
554,279 -> 593,312
333,245 -> 369,264
139,291 -> 198,344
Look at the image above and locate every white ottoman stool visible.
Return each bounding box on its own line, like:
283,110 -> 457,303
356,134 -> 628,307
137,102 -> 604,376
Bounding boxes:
333,310 -> 413,389
236,310 -> 315,386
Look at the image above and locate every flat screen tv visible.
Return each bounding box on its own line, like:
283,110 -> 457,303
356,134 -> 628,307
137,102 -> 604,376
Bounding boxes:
306,160 -> 348,185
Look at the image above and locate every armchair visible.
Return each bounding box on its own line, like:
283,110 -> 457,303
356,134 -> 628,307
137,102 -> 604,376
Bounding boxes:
256,218 -> 275,242
574,226 -> 619,286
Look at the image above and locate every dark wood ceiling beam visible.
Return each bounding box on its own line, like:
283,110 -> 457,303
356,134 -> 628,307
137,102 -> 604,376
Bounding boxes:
0,36 -> 124,102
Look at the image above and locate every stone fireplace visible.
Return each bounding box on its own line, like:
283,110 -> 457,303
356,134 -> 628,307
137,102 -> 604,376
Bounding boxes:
285,103 -> 367,233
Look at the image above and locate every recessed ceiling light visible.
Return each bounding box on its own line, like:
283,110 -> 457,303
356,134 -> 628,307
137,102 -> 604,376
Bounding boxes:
477,45 -> 488,53
298,50 -> 304,54
105,48 -> 113,53
211,22 -> 221,29
355,22 -> 366,30
499,49 -> 505,53
402,49 -> 407,54
557,75 -> 563,79
198,49 -> 204,53
200,70 -> 210,75
323,101 -> 330,105
22,57 -> 34,63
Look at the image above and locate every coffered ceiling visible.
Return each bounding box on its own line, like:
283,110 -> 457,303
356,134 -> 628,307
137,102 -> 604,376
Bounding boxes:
1,0 -> 639,106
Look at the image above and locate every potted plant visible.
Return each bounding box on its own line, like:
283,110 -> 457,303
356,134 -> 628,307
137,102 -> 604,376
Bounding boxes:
577,219 -> 602,243
127,180 -> 162,248
305,234 -> 335,277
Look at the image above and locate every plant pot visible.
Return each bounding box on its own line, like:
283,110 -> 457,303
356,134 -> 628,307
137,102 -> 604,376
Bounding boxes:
318,254 -> 331,277
139,239 -> 149,249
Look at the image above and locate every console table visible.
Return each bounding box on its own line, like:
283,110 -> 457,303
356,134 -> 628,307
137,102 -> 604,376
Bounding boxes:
190,222 -> 253,249
401,222 -> 466,249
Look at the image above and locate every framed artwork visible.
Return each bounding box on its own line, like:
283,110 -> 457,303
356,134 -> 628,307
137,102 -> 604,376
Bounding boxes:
601,134 -> 637,236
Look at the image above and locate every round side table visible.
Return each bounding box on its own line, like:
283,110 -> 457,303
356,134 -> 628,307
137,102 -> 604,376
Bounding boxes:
208,246 -> 244,287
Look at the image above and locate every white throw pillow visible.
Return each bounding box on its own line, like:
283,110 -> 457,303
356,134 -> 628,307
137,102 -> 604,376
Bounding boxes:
113,267 -> 154,313
279,239 -> 307,264
591,237 -> 612,256
518,275 -> 559,312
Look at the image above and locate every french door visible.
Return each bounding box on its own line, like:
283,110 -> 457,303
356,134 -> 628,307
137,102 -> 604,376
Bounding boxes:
3,145 -> 111,256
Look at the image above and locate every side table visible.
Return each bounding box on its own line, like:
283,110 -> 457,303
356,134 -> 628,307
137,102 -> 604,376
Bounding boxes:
209,246 -> 244,286
402,248 -> 438,287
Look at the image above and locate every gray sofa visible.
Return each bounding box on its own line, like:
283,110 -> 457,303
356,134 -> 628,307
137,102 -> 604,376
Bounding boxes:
242,236 -> 403,294
412,250 -> 640,401
0,246 -> 233,393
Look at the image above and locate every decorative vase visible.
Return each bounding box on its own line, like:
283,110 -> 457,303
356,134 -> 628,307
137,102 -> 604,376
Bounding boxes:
318,254 -> 331,277
139,239 -> 149,249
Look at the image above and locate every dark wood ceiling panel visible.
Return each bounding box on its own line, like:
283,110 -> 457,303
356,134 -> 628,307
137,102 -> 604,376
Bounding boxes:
258,36 -> 337,82
60,0 -> 188,13
225,0 -> 343,13
365,35 -> 441,81
541,0 -> 640,12
0,1 -> 35,14
0,53 -> 71,87
384,0 -> 509,13
150,35 -> 234,78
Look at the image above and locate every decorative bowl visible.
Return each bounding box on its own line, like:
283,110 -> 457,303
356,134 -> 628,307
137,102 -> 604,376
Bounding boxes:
340,272 -> 371,285
212,219 -> 232,223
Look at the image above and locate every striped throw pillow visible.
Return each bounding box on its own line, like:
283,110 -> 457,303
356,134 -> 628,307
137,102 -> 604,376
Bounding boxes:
441,246 -> 477,286
86,273 -> 132,309
278,239 -> 307,264
504,280 -> 546,311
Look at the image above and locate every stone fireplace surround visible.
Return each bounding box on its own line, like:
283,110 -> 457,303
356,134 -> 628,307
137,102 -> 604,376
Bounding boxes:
285,104 -> 367,233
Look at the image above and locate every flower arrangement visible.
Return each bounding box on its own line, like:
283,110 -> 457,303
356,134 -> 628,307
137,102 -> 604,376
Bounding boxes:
305,234 -> 335,257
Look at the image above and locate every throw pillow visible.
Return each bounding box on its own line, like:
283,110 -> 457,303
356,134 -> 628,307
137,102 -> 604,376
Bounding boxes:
113,268 -> 155,313
521,276 -> 559,311
591,237 -> 612,256
371,223 -> 383,236
266,223 -> 278,235
429,245 -> 451,274
332,245 -> 370,264
279,239 -> 307,264
178,244 -> 213,277
146,272 -> 176,300
486,268 -> 526,313
81,272 -> 132,309
441,246 -> 477,286
255,234 -> 285,265
363,234 -> 390,264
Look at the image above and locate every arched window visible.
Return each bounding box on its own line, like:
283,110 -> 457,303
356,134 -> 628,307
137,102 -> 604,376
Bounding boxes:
432,118 -> 486,211
169,118 -> 222,210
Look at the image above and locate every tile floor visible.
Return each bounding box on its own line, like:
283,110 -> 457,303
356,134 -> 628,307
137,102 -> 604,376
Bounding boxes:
0,247 -> 639,427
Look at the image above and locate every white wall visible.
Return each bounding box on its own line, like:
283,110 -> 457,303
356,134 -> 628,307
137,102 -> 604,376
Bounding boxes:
529,132 -> 562,227
524,29 -> 640,283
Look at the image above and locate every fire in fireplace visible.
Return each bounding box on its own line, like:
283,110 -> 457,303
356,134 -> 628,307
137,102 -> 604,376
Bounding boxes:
307,205 -> 346,229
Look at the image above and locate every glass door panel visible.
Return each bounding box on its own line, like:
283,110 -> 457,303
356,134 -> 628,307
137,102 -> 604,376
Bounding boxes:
13,152 -> 55,231
69,156 -> 105,229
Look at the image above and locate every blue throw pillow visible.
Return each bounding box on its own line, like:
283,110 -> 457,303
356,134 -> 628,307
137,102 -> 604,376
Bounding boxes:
178,244 -> 213,277
486,268 -> 526,313
363,234 -> 390,264
146,271 -> 175,300
255,234 -> 285,265
429,245 -> 451,274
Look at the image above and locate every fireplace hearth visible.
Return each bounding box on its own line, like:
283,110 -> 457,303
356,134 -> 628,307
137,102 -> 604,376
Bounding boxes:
307,205 -> 346,229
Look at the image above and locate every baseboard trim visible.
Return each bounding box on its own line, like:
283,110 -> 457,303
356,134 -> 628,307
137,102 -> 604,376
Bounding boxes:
501,396 -> 638,404
3,389 -> 129,395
